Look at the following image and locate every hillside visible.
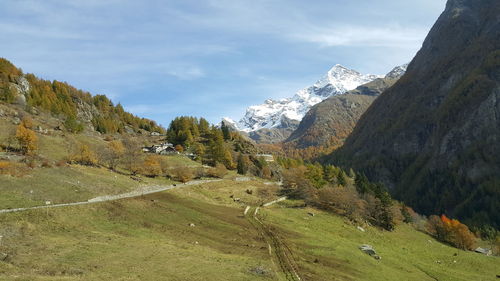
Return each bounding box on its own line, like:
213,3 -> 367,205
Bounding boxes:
285,65 -> 407,150
330,0 -> 500,228
0,58 -> 264,210
0,58 -> 164,135
0,178 -> 498,280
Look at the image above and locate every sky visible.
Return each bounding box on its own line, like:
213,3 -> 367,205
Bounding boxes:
0,0 -> 446,127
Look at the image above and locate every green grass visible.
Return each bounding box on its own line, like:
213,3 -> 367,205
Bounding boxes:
260,203 -> 499,281
0,190 -> 275,280
0,179 -> 497,280
0,165 -> 175,209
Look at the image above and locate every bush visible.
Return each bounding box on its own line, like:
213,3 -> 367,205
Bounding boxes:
426,215 -> 476,250
69,144 -> 98,166
64,117 -> 84,133
314,186 -> 366,222
141,155 -> 162,177
281,166 -> 315,199
0,161 -> 29,177
207,163 -> 228,178
171,167 -> 194,183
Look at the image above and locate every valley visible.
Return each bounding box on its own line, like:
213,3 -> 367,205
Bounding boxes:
0,0 -> 499,280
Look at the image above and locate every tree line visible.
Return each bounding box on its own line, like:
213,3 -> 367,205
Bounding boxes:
0,58 -> 164,135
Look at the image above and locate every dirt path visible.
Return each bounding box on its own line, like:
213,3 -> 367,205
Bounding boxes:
245,206 -> 302,281
0,179 -> 221,214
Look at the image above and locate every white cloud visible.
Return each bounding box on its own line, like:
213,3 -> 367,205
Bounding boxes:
291,25 -> 428,48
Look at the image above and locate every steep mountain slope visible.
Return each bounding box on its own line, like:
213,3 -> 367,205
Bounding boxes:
285,65 -> 407,149
330,0 -> 500,228
0,58 -> 164,135
235,65 -> 380,143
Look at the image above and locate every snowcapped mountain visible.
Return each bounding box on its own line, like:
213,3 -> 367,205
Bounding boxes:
384,63 -> 408,79
236,65 -> 381,132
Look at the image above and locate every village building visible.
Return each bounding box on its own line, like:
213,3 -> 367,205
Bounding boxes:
143,142 -> 178,155
256,154 -> 274,162
474,247 -> 492,256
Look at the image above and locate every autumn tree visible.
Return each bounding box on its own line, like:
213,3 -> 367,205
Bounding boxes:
142,155 -> 162,177
191,142 -> 205,161
206,163 -> 228,178
70,144 -> 98,166
261,165 -> 272,180
206,129 -> 234,168
175,144 -> 184,153
282,166 -> 315,199
171,167 -> 194,182
122,137 -> 142,174
103,140 -> 125,170
15,123 -> 38,155
426,214 -> 476,250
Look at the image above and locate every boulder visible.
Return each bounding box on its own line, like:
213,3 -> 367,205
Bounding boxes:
359,244 -> 381,259
0,252 -> 8,261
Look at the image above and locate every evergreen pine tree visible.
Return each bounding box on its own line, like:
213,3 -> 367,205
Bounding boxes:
237,153 -> 248,175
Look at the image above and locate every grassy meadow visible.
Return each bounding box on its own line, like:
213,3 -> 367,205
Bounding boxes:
0,177 -> 498,280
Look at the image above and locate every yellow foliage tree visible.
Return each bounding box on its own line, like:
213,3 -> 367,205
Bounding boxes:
71,144 -> 98,166
107,140 -> 125,170
15,123 -> 38,155
142,155 -> 162,177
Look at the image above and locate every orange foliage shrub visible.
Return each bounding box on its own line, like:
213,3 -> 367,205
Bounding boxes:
426,214 -> 476,250
171,167 -> 194,183
174,144 -> 184,153
142,155 -> 162,177
0,161 -> 29,177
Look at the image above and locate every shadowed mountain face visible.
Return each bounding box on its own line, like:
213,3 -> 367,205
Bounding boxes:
285,66 -> 406,149
330,0 -> 500,228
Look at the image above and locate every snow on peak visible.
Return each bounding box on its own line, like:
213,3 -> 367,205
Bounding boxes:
385,63 -> 409,79
236,64 -> 381,132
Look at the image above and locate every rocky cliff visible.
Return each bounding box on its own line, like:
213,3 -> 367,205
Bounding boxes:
330,0 -> 500,228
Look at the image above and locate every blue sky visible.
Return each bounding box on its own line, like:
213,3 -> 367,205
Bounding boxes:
0,0 -> 446,126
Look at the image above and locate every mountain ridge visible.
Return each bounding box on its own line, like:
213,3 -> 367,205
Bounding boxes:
329,0 -> 500,228
237,65 -> 381,133
284,64 -> 407,151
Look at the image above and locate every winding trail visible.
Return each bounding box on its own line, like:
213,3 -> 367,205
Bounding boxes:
0,179 -> 221,214
245,205 -> 303,281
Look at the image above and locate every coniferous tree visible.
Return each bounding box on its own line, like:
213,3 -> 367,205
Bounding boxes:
237,153 -> 248,175
221,122 -> 231,140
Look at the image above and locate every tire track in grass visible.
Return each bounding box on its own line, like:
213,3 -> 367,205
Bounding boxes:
245,206 -> 303,281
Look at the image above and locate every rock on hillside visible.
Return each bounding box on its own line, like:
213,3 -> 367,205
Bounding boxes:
285,64 -> 407,149
330,0 -> 500,228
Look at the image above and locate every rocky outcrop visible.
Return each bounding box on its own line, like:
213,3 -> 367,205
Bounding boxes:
8,76 -> 30,106
330,0 -> 500,228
